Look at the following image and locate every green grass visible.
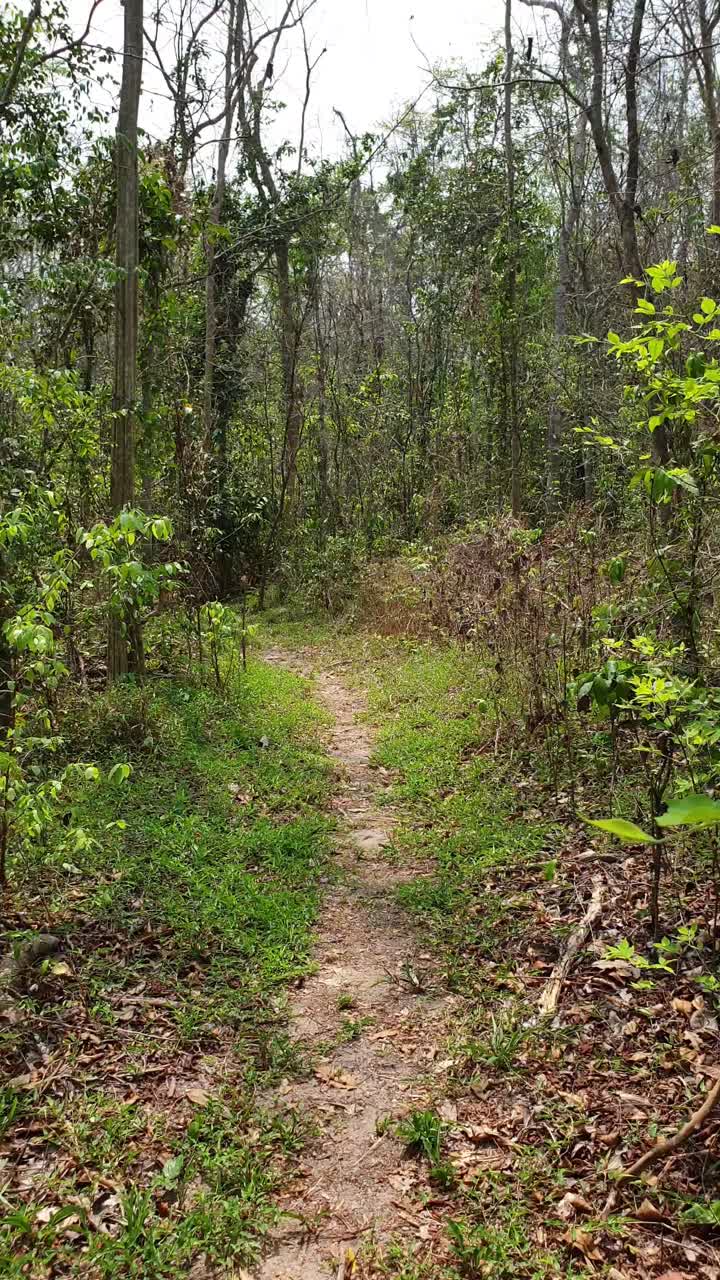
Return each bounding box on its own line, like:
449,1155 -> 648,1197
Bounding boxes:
20,661 -> 333,1022
0,655 -> 334,1276
358,644 -> 552,987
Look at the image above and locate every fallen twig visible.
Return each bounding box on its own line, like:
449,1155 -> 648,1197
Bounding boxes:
346,1133 -> 385,1173
619,1072 -> 720,1182
538,878 -> 604,1016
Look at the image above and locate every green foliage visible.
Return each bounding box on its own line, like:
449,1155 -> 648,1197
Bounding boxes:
585,817 -> 658,843
288,531 -> 365,615
656,793 -> 720,827
81,510 -> 181,628
465,1013 -> 530,1072
682,1199 -> 720,1228
397,1109 -> 455,1185
0,652 -> 333,1275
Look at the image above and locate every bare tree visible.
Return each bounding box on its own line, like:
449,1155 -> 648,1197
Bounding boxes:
144,0 -> 228,180
574,0 -> 646,281
671,1 -> 720,237
236,0 -> 317,506
526,0 -> 647,283
522,0 -> 590,499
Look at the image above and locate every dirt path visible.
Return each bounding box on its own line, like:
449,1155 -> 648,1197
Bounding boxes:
258,649 -> 454,1280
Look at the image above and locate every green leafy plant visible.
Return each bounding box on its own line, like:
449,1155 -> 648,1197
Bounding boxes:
467,1014 -> 530,1072
397,1109 -> 445,1164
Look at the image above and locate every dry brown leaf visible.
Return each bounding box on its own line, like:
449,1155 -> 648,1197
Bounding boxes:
691,1010 -> 719,1034
314,1064 -> 356,1090
556,1191 -> 593,1220
186,1087 -> 211,1106
699,1063 -> 720,1080
634,1197 -> 668,1223
561,1228 -> 604,1261
433,1057 -> 454,1073
618,1091 -> 651,1109
593,959 -> 637,977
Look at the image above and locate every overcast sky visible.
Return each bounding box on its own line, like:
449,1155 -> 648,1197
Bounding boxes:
72,0 -> 536,157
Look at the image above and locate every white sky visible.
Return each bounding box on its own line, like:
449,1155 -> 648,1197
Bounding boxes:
70,0 -> 516,157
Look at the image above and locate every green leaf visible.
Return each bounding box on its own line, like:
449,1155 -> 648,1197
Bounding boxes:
162,1155 -> 184,1182
108,762 -> 132,785
584,817 -> 660,843
656,793 -> 720,828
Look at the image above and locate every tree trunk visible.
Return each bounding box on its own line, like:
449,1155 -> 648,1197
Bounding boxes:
577,0 -> 645,286
276,236 -> 303,505
504,0 -> 522,517
0,622 -> 14,738
203,0 -> 236,446
547,103 -> 587,506
108,0 -> 143,683
696,0 -> 720,282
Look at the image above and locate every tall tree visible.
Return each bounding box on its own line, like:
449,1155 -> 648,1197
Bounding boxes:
108,0 -> 143,681
236,1 -> 316,508
574,0 -> 646,283
672,0 -> 720,265
505,0 -> 522,515
203,0 -> 237,446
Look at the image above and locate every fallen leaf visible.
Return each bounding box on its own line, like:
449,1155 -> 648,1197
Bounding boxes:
618,1092 -> 651,1109
314,1064 -> 356,1090
634,1197 -> 668,1223
556,1191 -> 593,1219
186,1088 -> 212,1106
593,959 -> 638,976
562,1228 -> 604,1261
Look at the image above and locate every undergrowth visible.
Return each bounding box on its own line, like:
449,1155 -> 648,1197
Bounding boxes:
364,644 -> 552,990
0,657 -> 333,1276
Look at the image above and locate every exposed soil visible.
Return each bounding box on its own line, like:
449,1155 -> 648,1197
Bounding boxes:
258,650 -> 455,1280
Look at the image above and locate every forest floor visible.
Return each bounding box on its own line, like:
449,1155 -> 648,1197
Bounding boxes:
2,619 -> 720,1279
257,645 -> 457,1280
252,623 -> 720,1280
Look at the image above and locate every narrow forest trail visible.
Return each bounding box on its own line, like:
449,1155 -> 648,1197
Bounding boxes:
258,648 -> 455,1280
